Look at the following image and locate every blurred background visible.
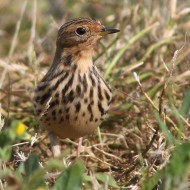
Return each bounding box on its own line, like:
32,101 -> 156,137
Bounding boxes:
0,0 -> 190,189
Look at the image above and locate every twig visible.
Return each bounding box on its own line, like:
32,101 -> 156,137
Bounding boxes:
93,146 -> 122,161
134,72 -> 185,135
8,0 -> 28,61
28,0 -> 37,64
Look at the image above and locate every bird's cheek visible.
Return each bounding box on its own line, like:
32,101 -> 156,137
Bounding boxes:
88,35 -> 101,45
66,36 -> 82,47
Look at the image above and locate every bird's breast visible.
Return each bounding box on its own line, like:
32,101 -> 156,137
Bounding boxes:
34,65 -> 112,139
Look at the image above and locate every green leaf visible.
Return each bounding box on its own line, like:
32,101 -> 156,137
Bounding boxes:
0,130 -> 13,148
52,160 -> 85,190
0,146 -> 12,161
22,154 -> 46,189
11,120 -> 20,128
24,154 -> 40,177
155,113 -> 175,145
141,170 -> 163,190
179,88 -> 190,117
95,173 -> 119,189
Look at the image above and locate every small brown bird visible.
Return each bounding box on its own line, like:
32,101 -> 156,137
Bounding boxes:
34,18 -> 119,157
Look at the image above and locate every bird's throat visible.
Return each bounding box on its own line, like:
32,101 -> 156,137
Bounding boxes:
60,47 -> 94,73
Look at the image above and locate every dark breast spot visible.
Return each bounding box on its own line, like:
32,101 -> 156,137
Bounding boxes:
39,90 -> 52,105
49,101 -> 56,108
50,97 -> 59,108
104,89 -> 111,101
84,98 -> 88,104
90,115 -> 93,122
59,116 -> 64,123
35,83 -> 48,92
78,73 -> 82,83
87,104 -> 92,115
74,50 -> 80,57
72,64 -> 77,72
82,74 -> 88,92
75,102 -> 81,112
52,110 -> 56,116
68,90 -> 75,102
62,74 -> 74,95
51,72 -> 69,91
89,74 -> 96,87
65,107 -> 70,113
90,87 -> 93,99
76,85 -> 81,96
42,68 -> 65,82
98,85 -> 103,101
62,96 -> 68,104
92,66 -> 99,79
55,92 -> 59,98
98,101 -> 105,116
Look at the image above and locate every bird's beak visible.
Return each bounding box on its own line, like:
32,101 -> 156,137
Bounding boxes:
97,28 -> 120,36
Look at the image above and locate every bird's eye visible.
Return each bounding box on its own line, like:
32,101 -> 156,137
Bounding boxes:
76,27 -> 86,35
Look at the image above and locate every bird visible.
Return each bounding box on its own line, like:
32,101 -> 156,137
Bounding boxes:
33,18 -> 119,157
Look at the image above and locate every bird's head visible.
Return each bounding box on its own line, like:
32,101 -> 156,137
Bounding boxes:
56,18 -> 119,50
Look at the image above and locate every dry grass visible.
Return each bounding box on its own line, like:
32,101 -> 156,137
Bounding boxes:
1,0 -> 190,189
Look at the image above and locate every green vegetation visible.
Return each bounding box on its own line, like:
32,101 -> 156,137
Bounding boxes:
1,0 -> 190,189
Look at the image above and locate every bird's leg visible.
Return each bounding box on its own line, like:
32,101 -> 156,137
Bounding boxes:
77,137 -> 83,157
49,133 -> 61,157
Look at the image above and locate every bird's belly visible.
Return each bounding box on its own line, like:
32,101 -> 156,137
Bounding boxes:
40,93 -> 110,139
37,69 -> 112,139
43,116 -> 102,139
